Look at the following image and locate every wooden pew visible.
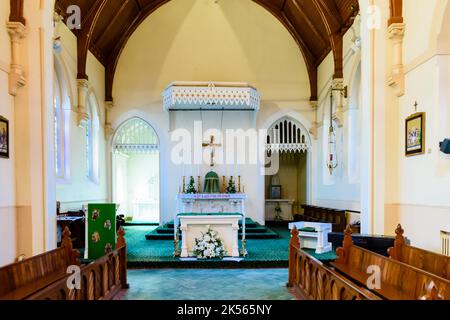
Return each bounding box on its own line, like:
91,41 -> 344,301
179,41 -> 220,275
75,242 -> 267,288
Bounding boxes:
388,224 -> 450,281
26,227 -> 128,300
287,227 -> 380,300
332,226 -> 450,300
0,227 -> 80,300
0,227 -> 128,300
296,205 -> 347,232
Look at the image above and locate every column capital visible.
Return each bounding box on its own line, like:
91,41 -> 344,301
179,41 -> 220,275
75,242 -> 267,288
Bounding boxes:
331,78 -> 345,90
387,23 -> 405,97
104,100 -> 114,140
6,21 -> 27,96
6,21 -> 27,41
76,79 -> 90,126
77,78 -> 90,89
387,23 -> 405,40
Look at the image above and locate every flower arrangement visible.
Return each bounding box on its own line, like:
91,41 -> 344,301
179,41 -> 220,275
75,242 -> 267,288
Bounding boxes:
193,227 -> 226,259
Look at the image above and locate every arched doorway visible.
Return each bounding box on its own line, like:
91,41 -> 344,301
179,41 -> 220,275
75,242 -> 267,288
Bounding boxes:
264,116 -> 312,223
112,118 -> 160,223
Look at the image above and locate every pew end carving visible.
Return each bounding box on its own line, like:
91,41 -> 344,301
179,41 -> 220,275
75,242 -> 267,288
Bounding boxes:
388,224 -> 450,281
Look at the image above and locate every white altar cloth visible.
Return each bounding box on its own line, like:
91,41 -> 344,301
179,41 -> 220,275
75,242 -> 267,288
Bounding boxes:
178,214 -> 242,258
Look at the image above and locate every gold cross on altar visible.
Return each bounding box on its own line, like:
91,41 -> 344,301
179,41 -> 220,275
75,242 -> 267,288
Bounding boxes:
202,135 -> 222,167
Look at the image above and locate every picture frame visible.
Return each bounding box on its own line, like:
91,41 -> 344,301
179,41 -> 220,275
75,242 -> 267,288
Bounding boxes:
405,112 -> 426,157
269,185 -> 282,199
0,116 -> 9,159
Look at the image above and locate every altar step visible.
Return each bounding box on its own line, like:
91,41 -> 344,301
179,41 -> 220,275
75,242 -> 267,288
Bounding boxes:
145,218 -> 279,240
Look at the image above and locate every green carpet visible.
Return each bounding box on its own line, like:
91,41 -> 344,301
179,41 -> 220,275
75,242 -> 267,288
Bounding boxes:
145,218 -> 279,240
124,225 -> 337,268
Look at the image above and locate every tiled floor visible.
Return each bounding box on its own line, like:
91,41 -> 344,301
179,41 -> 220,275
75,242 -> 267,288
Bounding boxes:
121,268 -> 296,300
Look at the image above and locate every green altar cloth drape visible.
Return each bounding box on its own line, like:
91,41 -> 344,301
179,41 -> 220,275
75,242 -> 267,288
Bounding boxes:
203,171 -> 220,193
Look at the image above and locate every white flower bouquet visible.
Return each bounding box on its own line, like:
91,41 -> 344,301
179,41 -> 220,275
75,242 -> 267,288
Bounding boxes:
192,227 -> 226,259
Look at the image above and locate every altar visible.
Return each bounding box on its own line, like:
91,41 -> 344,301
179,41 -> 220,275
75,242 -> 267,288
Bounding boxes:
175,193 -> 248,258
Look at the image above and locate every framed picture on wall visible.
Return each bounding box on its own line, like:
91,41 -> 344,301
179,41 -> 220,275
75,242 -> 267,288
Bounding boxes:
0,116 -> 9,159
405,112 -> 426,157
270,185 -> 282,199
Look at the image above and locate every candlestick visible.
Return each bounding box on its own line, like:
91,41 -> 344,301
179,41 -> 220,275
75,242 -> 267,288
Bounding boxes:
222,176 -> 226,194
197,176 -> 201,194
238,176 -> 241,193
182,176 -> 186,193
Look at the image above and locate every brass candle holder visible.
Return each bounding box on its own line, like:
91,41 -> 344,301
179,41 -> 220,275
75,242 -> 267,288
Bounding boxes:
238,176 -> 241,193
182,176 -> 186,193
197,176 -> 201,193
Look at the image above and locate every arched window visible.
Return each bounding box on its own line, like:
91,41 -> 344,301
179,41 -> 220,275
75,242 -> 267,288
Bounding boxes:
112,118 -> 160,223
86,93 -> 100,183
54,68 -> 63,177
53,57 -> 71,180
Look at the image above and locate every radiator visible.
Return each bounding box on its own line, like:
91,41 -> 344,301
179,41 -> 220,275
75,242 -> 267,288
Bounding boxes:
442,231 -> 450,257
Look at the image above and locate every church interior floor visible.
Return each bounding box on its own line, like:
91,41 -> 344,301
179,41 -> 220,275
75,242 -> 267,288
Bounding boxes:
124,225 -> 337,268
120,268 -> 296,300
124,225 -> 292,268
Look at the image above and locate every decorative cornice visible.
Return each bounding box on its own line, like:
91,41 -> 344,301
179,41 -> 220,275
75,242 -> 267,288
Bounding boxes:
6,21 -> 26,96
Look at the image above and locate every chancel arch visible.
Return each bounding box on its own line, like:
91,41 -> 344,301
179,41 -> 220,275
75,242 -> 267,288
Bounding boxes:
112,117 -> 161,223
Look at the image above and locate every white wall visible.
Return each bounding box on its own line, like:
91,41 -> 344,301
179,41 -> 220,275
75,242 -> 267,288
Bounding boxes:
111,0 -> 315,224
55,23 -> 109,212
313,21 -> 362,213
384,0 -> 450,252
0,0 -> 17,266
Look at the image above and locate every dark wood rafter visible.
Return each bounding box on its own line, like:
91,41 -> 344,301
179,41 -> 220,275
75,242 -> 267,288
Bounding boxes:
105,0 -> 170,102
54,0 -> 359,103
311,0 -> 344,79
76,0 -> 110,80
252,0 -> 318,101
9,0 -> 25,24
388,0 -> 403,25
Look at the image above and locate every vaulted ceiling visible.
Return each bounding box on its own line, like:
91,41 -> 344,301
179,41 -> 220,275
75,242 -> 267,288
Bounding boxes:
54,0 -> 360,102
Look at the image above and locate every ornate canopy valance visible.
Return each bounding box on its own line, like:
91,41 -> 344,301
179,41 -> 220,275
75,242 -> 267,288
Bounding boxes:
266,117 -> 312,154
162,81 -> 260,111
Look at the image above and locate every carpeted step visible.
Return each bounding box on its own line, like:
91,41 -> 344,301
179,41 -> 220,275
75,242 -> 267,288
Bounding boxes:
146,218 -> 279,240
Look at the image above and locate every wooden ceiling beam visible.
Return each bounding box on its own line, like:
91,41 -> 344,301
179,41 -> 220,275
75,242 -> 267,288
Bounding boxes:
311,0 -> 344,79
94,0 -> 132,45
290,0 -> 328,48
10,0 -> 25,25
388,0 -> 403,25
105,0 -> 170,101
76,0 -> 110,79
252,0 -> 318,101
